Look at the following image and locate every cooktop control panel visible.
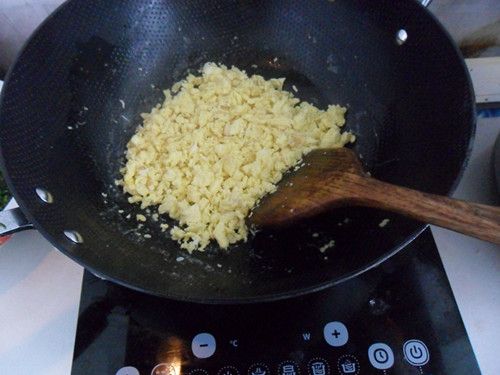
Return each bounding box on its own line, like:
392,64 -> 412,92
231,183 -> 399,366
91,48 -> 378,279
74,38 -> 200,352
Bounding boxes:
116,327 -> 431,375
113,321 -> 431,375
72,231 -> 480,375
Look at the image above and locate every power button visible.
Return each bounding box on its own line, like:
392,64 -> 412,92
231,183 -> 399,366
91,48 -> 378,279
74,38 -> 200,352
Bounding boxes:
403,339 -> 430,366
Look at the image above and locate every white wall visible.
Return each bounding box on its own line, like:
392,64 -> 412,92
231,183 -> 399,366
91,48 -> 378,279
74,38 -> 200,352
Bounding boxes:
0,0 -> 64,72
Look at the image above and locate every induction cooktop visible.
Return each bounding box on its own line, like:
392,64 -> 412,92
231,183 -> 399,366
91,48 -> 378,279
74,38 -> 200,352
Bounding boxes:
71,229 -> 480,375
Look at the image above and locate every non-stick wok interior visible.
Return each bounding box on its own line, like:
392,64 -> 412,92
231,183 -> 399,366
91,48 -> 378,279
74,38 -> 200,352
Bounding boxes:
0,0 -> 474,302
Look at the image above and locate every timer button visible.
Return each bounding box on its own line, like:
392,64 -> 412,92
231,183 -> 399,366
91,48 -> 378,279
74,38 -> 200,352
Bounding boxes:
368,343 -> 394,370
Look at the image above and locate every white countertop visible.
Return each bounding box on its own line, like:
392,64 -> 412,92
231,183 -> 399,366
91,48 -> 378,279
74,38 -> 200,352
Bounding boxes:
0,91 -> 499,375
431,116 -> 500,375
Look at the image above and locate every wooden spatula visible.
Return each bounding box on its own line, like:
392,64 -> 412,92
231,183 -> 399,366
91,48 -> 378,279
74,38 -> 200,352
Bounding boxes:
249,148 -> 500,244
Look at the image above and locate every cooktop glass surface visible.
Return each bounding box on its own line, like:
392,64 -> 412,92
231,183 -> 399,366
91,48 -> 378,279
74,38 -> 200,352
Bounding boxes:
71,229 -> 480,375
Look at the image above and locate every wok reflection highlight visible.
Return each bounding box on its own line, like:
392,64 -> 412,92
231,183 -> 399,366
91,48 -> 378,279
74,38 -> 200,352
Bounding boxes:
154,336 -> 184,375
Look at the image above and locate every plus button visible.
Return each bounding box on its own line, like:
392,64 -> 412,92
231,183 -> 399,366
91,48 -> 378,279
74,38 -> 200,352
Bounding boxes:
323,321 -> 349,347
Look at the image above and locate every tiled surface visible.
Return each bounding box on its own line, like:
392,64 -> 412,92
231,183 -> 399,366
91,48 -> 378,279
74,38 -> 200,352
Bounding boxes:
1,0 -> 500,72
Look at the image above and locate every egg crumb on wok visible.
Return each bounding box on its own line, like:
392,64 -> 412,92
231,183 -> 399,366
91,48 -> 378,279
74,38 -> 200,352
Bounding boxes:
120,63 -> 354,252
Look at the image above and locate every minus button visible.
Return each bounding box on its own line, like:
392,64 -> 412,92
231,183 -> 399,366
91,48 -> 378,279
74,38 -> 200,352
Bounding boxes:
192,333 -> 216,359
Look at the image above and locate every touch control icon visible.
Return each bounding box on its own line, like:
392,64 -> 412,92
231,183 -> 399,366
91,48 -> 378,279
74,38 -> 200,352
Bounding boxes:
307,358 -> 329,375
403,339 -> 430,366
192,333 -> 216,359
323,321 -> 348,347
368,343 -> 394,370
189,370 -> 208,375
278,361 -> 300,375
151,363 -> 176,375
337,355 -> 359,375
116,367 -> 140,375
218,366 -> 240,375
248,363 -> 270,375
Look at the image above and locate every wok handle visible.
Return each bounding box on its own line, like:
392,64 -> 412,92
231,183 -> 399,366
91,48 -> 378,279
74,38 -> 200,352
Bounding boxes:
0,207 -> 34,236
356,177 -> 500,244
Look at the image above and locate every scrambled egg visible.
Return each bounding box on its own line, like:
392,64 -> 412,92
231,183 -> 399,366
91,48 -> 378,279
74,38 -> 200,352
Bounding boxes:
121,63 -> 354,252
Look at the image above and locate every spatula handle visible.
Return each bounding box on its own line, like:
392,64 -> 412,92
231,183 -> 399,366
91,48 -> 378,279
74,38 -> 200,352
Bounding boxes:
355,177 -> 500,244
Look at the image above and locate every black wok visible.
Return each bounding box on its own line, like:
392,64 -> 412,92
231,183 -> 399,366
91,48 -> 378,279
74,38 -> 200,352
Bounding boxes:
0,0 -> 475,303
